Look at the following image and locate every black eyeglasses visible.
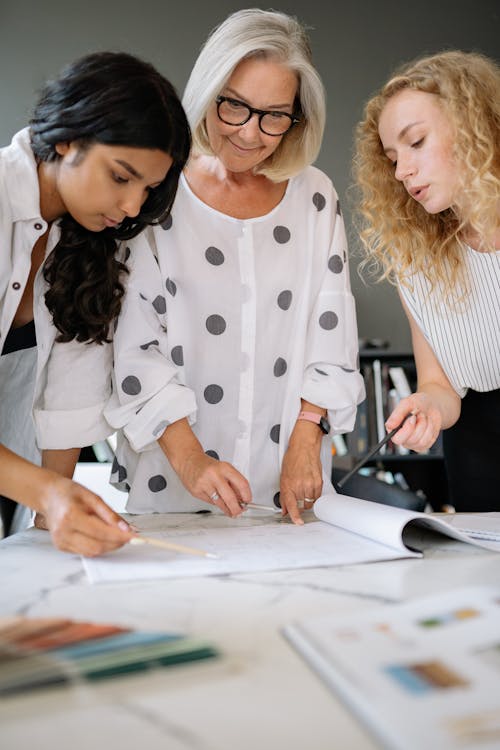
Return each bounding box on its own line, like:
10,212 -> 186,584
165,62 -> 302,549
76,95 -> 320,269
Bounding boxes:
215,96 -> 300,136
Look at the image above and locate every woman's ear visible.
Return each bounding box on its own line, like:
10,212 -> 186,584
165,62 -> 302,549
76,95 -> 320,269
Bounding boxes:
55,142 -> 71,157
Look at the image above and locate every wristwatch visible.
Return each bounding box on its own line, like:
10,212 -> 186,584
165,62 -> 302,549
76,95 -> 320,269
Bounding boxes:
297,410 -> 331,435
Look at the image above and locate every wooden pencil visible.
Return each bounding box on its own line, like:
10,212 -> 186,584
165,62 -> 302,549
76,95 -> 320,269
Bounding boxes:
129,535 -> 219,559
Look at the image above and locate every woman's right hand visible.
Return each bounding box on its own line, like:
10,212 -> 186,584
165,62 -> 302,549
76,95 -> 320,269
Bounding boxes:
158,418 -> 251,516
173,450 -> 251,517
38,473 -> 134,556
386,392 -> 443,453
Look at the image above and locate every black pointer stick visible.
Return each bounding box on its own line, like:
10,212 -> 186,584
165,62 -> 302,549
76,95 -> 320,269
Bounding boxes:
336,413 -> 414,490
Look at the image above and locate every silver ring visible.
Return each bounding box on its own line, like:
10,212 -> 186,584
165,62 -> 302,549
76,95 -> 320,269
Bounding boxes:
210,491 -> 220,502
296,499 -> 305,510
305,497 -> 315,504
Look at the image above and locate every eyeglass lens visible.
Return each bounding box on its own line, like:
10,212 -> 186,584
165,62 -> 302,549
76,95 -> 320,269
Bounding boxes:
218,98 -> 294,135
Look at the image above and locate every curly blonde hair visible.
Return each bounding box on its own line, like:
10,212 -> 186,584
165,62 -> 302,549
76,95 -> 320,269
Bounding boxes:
354,50 -> 500,295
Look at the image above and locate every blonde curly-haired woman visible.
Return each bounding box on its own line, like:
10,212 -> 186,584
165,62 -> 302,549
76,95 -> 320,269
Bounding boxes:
355,50 -> 500,511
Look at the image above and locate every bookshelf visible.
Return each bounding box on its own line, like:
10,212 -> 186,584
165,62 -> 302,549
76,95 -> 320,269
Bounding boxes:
336,349 -> 449,509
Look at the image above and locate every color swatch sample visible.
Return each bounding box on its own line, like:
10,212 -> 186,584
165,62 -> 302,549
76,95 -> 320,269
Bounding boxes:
0,616 -> 218,695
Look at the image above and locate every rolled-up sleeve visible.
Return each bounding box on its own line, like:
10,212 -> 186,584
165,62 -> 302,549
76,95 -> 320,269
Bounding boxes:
301,193 -> 365,433
104,232 -> 197,453
34,335 -> 114,449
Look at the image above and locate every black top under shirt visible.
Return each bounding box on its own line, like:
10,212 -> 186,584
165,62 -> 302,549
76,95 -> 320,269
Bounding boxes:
1,320 -> 37,356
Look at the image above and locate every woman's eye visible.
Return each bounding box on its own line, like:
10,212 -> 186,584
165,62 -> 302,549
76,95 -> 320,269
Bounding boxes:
227,98 -> 245,110
112,173 -> 129,184
412,138 -> 424,148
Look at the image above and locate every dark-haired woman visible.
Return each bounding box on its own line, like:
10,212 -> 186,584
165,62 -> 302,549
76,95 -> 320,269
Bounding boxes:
0,51 -> 191,554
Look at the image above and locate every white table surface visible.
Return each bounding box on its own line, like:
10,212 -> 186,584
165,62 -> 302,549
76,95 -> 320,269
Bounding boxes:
1,504 -> 500,750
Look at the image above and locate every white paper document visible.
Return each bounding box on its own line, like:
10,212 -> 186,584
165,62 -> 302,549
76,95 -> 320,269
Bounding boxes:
284,586 -> 500,750
83,518 -> 414,584
83,494 -> 500,584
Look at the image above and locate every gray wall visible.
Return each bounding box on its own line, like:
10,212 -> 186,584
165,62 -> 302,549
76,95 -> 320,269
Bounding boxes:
1,0 -> 498,350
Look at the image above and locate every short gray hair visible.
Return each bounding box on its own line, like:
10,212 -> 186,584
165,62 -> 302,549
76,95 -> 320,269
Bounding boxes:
182,8 -> 326,182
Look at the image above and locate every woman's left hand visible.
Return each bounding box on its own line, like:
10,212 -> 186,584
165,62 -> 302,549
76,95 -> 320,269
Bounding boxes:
279,421 -> 323,525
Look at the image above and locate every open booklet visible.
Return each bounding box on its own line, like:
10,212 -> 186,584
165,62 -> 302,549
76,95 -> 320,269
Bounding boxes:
82,494 -> 500,584
284,585 -> 500,750
313,494 -> 500,554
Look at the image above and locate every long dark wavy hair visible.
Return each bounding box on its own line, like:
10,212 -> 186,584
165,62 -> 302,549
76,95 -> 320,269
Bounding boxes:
31,51 -> 191,343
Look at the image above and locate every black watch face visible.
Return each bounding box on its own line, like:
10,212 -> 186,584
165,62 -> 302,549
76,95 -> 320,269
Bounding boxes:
319,416 -> 330,435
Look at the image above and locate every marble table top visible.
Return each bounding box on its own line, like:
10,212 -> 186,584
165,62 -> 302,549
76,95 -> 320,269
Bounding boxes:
1,510 -> 499,750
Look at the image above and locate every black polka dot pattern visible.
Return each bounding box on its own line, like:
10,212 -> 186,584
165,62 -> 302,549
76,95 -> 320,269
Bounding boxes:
273,226 -> 291,244
328,255 -> 344,274
152,296 -> 166,314
171,345 -> 184,366
152,420 -> 169,437
148,475 -> 167,492
274,357 -> 287,377
270,424 -> 281,443
277,290 -> 292,310
111,457 -> 127,483
122,375 -> 141,395
273,492 -> 281,509
312,192 -> 326,211
160,214 -> 173,230
204,384 -> 224,404
206,315 -> 226,335
341,366 -> 355,373
165,278 -> 177,296
123,246 -> 131,262
205,450 -> 220,460
315,368 -> 328,376
205,246 -> 225,265
140,340 -> 159,351
319,311 -> 339,330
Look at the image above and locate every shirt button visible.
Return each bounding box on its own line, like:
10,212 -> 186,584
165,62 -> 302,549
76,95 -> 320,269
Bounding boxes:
12,282 -> 21,290
34,222 -> 43,231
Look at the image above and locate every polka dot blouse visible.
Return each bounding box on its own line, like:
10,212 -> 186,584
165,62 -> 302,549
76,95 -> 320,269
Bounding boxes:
105,167 -> 365,513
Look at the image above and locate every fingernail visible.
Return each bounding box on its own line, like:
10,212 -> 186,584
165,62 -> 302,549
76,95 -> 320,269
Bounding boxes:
118,520 -> 131,532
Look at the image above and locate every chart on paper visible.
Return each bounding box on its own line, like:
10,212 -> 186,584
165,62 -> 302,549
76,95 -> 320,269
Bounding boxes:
82,518 -> 419,584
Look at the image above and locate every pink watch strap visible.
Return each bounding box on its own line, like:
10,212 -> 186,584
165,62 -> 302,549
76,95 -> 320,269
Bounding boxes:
297,410 -> 322,424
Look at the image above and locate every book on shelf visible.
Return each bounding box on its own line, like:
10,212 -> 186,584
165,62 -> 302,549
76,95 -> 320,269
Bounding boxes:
284,585 -> 500,750
372,358 -> 387,449
0,615 -> 218,695
388,365 -> 412,398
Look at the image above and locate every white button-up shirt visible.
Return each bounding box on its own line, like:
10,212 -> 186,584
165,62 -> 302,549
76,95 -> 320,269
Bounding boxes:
105,168 -> 365,512
0,128 -> 113,454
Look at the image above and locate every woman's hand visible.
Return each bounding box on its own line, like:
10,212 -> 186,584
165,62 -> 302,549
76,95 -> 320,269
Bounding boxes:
158,418 -> 251,517
386,393 -> 443,453
0,445 -> 133,556
37,473 -> 134,556
279,420 -> 323,525
174,449 -> 251,516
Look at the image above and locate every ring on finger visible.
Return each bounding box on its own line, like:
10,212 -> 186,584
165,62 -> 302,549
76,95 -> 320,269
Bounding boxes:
210,491 -> 220,502
296,499 -> 305,510
304,497 -> 315,504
